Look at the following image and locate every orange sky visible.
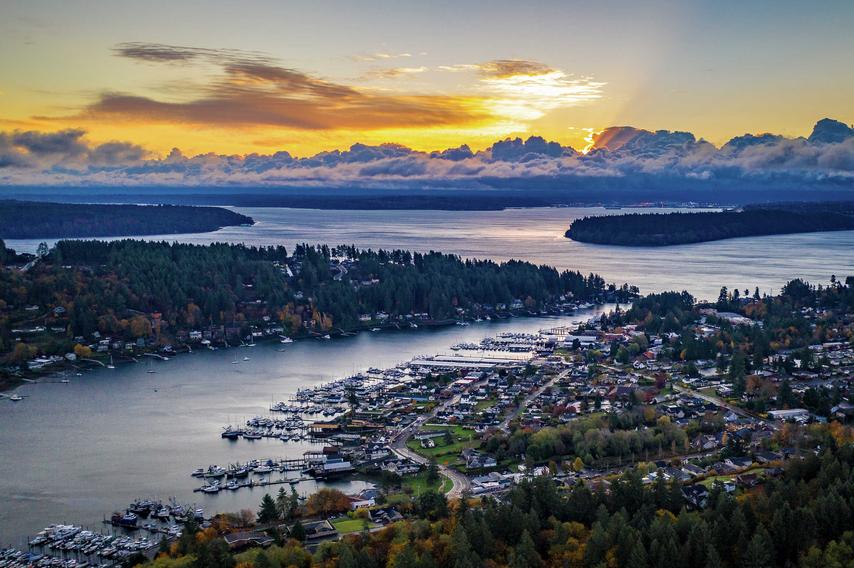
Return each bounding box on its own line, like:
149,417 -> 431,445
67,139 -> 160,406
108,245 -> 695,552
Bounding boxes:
1,1 -> 852,158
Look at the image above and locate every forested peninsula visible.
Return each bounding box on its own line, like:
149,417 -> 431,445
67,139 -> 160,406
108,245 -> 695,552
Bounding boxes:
565,202 -> 854,246
0,239 -> 635,384
0,200 -> 253,239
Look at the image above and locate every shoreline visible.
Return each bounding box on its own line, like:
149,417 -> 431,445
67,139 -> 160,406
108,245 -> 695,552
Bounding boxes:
1,302 -> 612,395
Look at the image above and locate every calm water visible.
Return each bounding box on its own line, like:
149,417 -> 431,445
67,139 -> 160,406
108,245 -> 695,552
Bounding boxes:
3,206 -> 854,544
7,206 -> 854,300
0,309 -> 610,545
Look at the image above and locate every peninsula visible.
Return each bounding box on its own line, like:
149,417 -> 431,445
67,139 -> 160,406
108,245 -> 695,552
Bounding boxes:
0,201 -> 254,239
565,201 -> 854,246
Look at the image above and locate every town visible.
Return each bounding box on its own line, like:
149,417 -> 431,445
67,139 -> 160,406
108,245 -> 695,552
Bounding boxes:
4,276 -> 852,567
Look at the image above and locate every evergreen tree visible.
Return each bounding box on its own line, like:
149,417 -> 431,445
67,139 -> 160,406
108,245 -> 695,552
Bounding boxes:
510,529 -> 542,568
257,493 -> 278,524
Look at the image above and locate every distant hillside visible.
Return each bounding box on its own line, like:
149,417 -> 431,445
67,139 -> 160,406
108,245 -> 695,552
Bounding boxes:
0,201 -> 253,239
565,202 -> 854,246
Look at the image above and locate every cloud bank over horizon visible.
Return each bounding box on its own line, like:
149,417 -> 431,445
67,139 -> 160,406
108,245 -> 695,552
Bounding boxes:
0,118 -> 852,189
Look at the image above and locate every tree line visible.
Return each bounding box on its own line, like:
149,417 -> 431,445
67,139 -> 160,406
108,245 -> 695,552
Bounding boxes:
565,202 -> 854,246
0,200 -> 253,239
141,428 -> 854,568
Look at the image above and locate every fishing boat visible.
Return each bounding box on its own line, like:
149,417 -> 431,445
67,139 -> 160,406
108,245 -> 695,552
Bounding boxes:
203,465 -> 227,479
226,465 -> 250,479
110,512 -> 138,528
221,426 -> 241,439
153,505 -> 171,520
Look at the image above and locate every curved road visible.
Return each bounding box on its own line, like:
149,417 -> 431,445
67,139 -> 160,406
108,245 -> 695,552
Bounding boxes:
389,393 -> 472,498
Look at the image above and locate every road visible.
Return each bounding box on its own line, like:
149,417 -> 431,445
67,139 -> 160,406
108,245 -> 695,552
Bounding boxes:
498,367 -> 571,432
389,390 -> 472,498
673,382 -> 777,430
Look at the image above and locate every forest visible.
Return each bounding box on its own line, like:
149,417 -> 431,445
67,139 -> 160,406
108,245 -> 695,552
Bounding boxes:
564,202 -> 854,246
0,239 -> 631,362
140,432 -> 854,568
0,200 -> 254,238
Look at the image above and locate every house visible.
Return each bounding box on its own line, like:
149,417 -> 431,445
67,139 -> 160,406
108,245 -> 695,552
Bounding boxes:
223,531 -> 274,550
682,484 -> 709,508
725,456 -> 754,470
370,507 -> 404,525
767,408 -> 809,421
299,519 -> 337,542
681,463 -> 706,478
754,450 -> 782,464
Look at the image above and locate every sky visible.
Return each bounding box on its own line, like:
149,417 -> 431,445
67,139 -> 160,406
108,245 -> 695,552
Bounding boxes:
1,0 -> 853,160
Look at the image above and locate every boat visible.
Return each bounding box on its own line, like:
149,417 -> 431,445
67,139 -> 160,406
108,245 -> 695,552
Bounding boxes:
191,468 -> 205,477
221,426 -> 241,439
110,512 -> 138,528
9,394 -> 23,401
252,465 -> 273,474
242,431 -> 262,440
455,321 -> 470,326
128,499 -> 154,517
225,480 -> 240,491
226,466 -> 250,479
203,465 -> 227,479
280,337 -> 294,344
107,356 -> 115,369
242,356 -> 250,361
200,482 -> 221,494
153,506 -> 171,520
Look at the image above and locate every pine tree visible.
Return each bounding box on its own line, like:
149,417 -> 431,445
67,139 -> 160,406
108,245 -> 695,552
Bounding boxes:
257,493 -> 278,524
510,529 -> 542,568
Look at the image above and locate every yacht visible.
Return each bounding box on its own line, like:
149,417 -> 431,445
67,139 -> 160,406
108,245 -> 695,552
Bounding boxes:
200,482 -> 221,494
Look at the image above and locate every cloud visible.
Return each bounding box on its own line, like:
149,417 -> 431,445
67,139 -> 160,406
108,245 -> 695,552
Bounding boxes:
363,66 -> 429,80
351,52 -> 413,62
67,43 -> 488,131
1,120 -> 852,190
478,59 -> 555,79
0,129 -> 148,172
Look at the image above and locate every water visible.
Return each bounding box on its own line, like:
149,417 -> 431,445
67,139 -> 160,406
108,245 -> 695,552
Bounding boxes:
0,309 -> 610,545
7,207 -> 853,300
2,205 -> 853,544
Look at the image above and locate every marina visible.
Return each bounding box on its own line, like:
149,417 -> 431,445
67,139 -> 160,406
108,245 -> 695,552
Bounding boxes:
0,309 -> 609,546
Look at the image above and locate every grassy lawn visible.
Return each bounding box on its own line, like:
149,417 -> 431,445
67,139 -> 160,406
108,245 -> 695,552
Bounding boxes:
400,471 -> 444,495
699,475 -> 734,488
406,424 -> 478,465
475,397 -> 498,411
395,470 -> 454,496
331,518 -> 378,534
